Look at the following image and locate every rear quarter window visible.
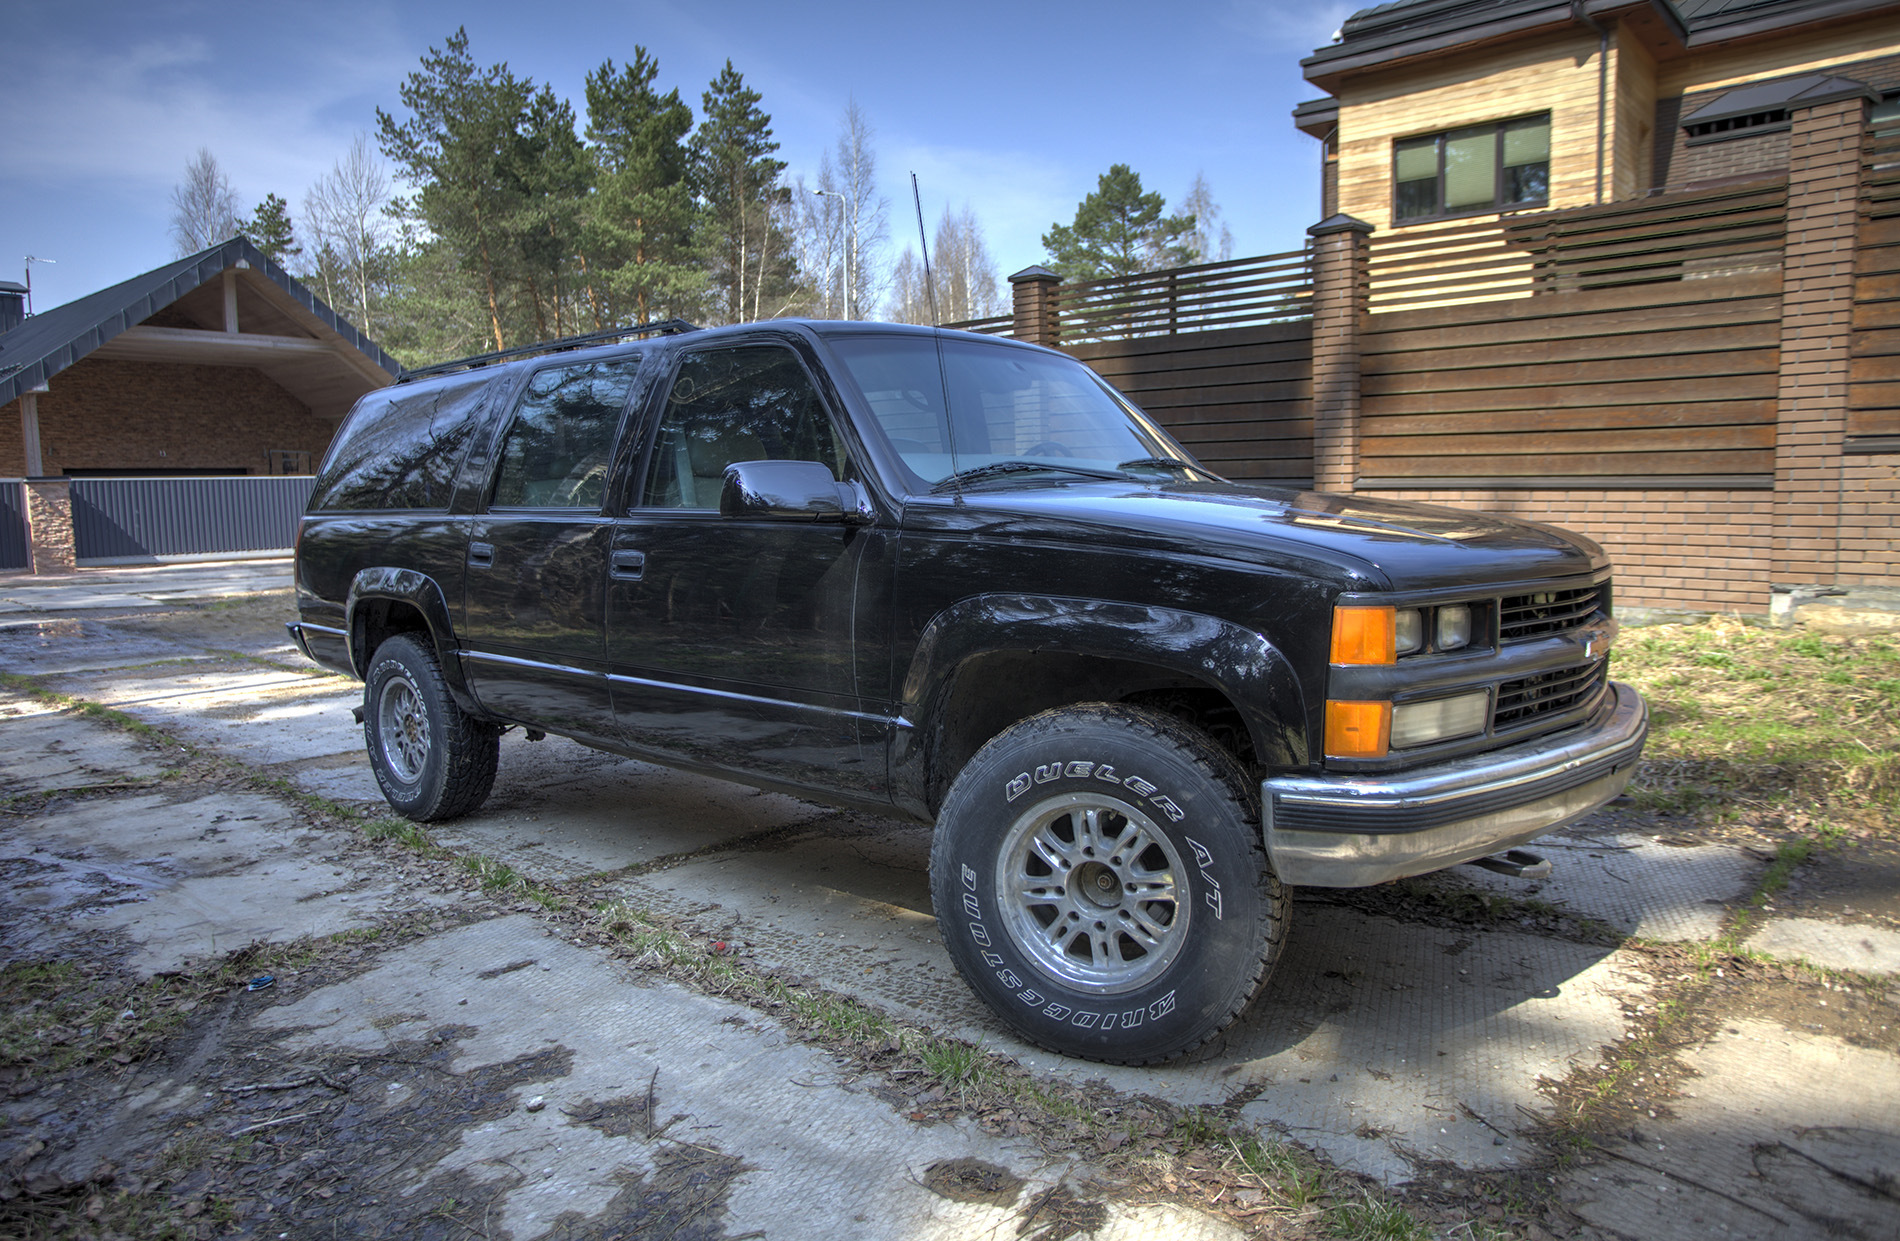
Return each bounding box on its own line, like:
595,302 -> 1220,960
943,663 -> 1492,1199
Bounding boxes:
309,372 -> 496,512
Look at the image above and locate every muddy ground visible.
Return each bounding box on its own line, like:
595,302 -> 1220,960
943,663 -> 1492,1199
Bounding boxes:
0,566 -> 1895,1240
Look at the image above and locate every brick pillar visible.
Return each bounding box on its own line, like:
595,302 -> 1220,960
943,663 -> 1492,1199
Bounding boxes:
1308,215 -> 1374,494
1772,87 -> 1876,587
23,477 -> 76,575
1008,265 -> 1062,347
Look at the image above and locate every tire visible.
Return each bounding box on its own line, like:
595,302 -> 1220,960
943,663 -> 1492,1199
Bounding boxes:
363,634 -> 500,822
930,704 -> 1288,1065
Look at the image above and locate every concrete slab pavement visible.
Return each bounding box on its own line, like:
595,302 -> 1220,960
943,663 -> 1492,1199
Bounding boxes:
256,914 -> 1240,1241
1557,1018 -> 1900,1239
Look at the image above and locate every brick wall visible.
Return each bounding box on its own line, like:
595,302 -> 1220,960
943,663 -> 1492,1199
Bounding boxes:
1654,53 -> 1900,190
1354,487 -> 1776,612
1673,129 -> 1791,189
1839,456 -> 1900,585
0,357 -> 334,477
1772,96 -> 1870,586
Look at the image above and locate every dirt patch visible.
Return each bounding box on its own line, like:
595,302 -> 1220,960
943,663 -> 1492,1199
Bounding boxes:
1773,840 -> 1900,931
923,1155 -> 1025,1207
102,592 -> 303,662
1015,1183 -> 1109,1241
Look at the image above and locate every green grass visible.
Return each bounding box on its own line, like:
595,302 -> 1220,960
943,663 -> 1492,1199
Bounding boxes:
1613,623 -> 1900,824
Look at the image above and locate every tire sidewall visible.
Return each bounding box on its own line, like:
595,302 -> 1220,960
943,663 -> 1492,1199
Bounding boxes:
364,636 -> 449,817
932,708 -> 1268,1064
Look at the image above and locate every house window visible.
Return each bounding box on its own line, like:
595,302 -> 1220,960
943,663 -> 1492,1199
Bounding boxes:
1393,115 -> 1550,223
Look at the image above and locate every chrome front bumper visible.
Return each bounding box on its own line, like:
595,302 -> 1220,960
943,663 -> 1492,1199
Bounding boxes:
1261,682 -> 1648,888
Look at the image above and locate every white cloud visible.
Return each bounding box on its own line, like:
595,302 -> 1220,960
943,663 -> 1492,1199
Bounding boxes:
1,18 -> 411,208
1223,0 -> 1356,51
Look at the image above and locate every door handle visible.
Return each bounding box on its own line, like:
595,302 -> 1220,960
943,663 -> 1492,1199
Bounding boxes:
468,541 -> 495,568
610,549 -> 646,580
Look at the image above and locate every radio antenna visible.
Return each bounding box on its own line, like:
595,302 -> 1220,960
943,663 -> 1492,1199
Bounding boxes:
912,173 -> 959,494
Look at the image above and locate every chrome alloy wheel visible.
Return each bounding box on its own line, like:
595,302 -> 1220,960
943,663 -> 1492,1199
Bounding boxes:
376,673 -> 431,785
994,793 -> 1188,994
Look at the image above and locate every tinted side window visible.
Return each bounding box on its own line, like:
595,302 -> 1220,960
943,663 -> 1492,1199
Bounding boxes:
491,357 -> 642,508
642,346 -> 845,509
309,373 -> 494,511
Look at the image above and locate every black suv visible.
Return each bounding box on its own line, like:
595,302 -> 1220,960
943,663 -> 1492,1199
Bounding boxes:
290,319 -> 1647,1064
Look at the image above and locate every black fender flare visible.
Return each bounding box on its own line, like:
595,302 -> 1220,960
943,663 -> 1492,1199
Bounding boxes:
344,568 -> 476,706
896,593 -> 1309,807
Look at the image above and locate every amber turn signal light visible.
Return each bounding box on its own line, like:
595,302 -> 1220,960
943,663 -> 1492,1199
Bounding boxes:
1330,605 -> 1397,665
1325,700 -> 1392,759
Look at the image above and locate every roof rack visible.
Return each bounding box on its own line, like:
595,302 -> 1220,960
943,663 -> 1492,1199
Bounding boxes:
398,317 -> 699,383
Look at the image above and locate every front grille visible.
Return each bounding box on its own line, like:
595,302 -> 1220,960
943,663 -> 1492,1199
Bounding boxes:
1495,660 -> 1607,728
1500,585 -> 1601,641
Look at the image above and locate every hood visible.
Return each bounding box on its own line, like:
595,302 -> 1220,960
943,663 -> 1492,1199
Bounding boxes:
928,478 -> 1607,592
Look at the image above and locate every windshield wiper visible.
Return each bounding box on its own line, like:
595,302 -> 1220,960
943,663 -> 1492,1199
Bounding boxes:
931,460 -> 1128,492
1116,457 -> 1196,474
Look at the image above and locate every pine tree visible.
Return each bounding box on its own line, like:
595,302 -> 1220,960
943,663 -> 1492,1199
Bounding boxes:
376,28 -> 535,351
1042,165 -> 1196,280
510,84 -> 590,340
581,51 -> 702,327
692,61 -> 795,324
244,193 -> 300,266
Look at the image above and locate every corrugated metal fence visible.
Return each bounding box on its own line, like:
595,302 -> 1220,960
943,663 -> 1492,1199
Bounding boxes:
71,476 -> 315,564
0,482 -> 29,571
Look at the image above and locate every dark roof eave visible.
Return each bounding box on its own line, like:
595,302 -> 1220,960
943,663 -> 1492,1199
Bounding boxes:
0,237 -> 400,409
1293,96 -> 1341,138
1682,0 -> 1899,48
1303,0 -> 1688,90
1303,3 -> 1580,91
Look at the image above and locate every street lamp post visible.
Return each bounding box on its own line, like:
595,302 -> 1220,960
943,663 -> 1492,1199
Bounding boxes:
812,189 -> 849,319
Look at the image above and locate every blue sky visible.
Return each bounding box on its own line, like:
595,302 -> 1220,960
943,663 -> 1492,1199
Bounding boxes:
1,0 -> 1348,317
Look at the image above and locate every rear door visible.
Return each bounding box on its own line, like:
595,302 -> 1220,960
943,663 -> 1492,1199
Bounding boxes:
459,352 -> 647,746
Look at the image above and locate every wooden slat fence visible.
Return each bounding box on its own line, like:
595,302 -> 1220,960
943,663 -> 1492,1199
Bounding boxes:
1366,180 -> 1788,311
1851,128 -> 1900,442
1050,250 -> 1312,344
944,313 -> 1014,336
1067,322 -> 1314,484
1357,271 -> 1782,487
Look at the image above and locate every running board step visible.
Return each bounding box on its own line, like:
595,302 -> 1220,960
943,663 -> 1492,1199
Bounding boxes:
1468,849 -> 1551,880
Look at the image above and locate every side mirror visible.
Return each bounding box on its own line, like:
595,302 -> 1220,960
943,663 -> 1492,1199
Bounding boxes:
719,460 -> 872,524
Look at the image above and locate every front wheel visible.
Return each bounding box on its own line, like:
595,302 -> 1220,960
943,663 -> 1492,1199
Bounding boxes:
363,634 -> 500,822
929,704 -> 1288,1064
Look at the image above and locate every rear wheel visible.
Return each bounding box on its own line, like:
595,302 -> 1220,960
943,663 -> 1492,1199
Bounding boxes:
930,704 -> 1287,1064
363,634 -> 500,821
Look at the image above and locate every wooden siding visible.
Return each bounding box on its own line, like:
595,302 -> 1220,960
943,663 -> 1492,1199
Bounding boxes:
1850,131 -> 1900,439
1333,29 -> 1629,231
1612,34 -> 1657,200
1358,272 -> 1781,483
1069,322 -> 1314,484
1652,12 -> 1900,98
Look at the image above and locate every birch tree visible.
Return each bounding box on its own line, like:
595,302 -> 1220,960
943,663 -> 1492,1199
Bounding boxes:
303,135 -> 394,334
1178,173 -> 1235,265
170,148 -> 242,256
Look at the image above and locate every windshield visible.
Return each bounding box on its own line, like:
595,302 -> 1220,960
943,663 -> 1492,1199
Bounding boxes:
824,334 -> 1197,488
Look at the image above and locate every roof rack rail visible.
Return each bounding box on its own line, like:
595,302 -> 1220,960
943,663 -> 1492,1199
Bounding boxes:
397,317 -> 699,383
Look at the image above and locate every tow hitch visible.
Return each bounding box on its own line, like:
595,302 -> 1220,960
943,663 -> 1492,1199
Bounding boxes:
1468,849 -> 1551,880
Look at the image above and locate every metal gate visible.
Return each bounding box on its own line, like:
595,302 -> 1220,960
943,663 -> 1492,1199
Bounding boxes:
0,481 -> 28,571
70,476 -> 316,564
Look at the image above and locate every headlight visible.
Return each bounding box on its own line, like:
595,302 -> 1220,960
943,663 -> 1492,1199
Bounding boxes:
1390,690 -> 1489,748
1394,608 -> 1424,655
1436,605 -> 1472,651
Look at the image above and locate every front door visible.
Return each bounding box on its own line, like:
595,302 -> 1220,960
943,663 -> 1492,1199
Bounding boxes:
605,341 -> 883,797
460,353 -> 645,747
